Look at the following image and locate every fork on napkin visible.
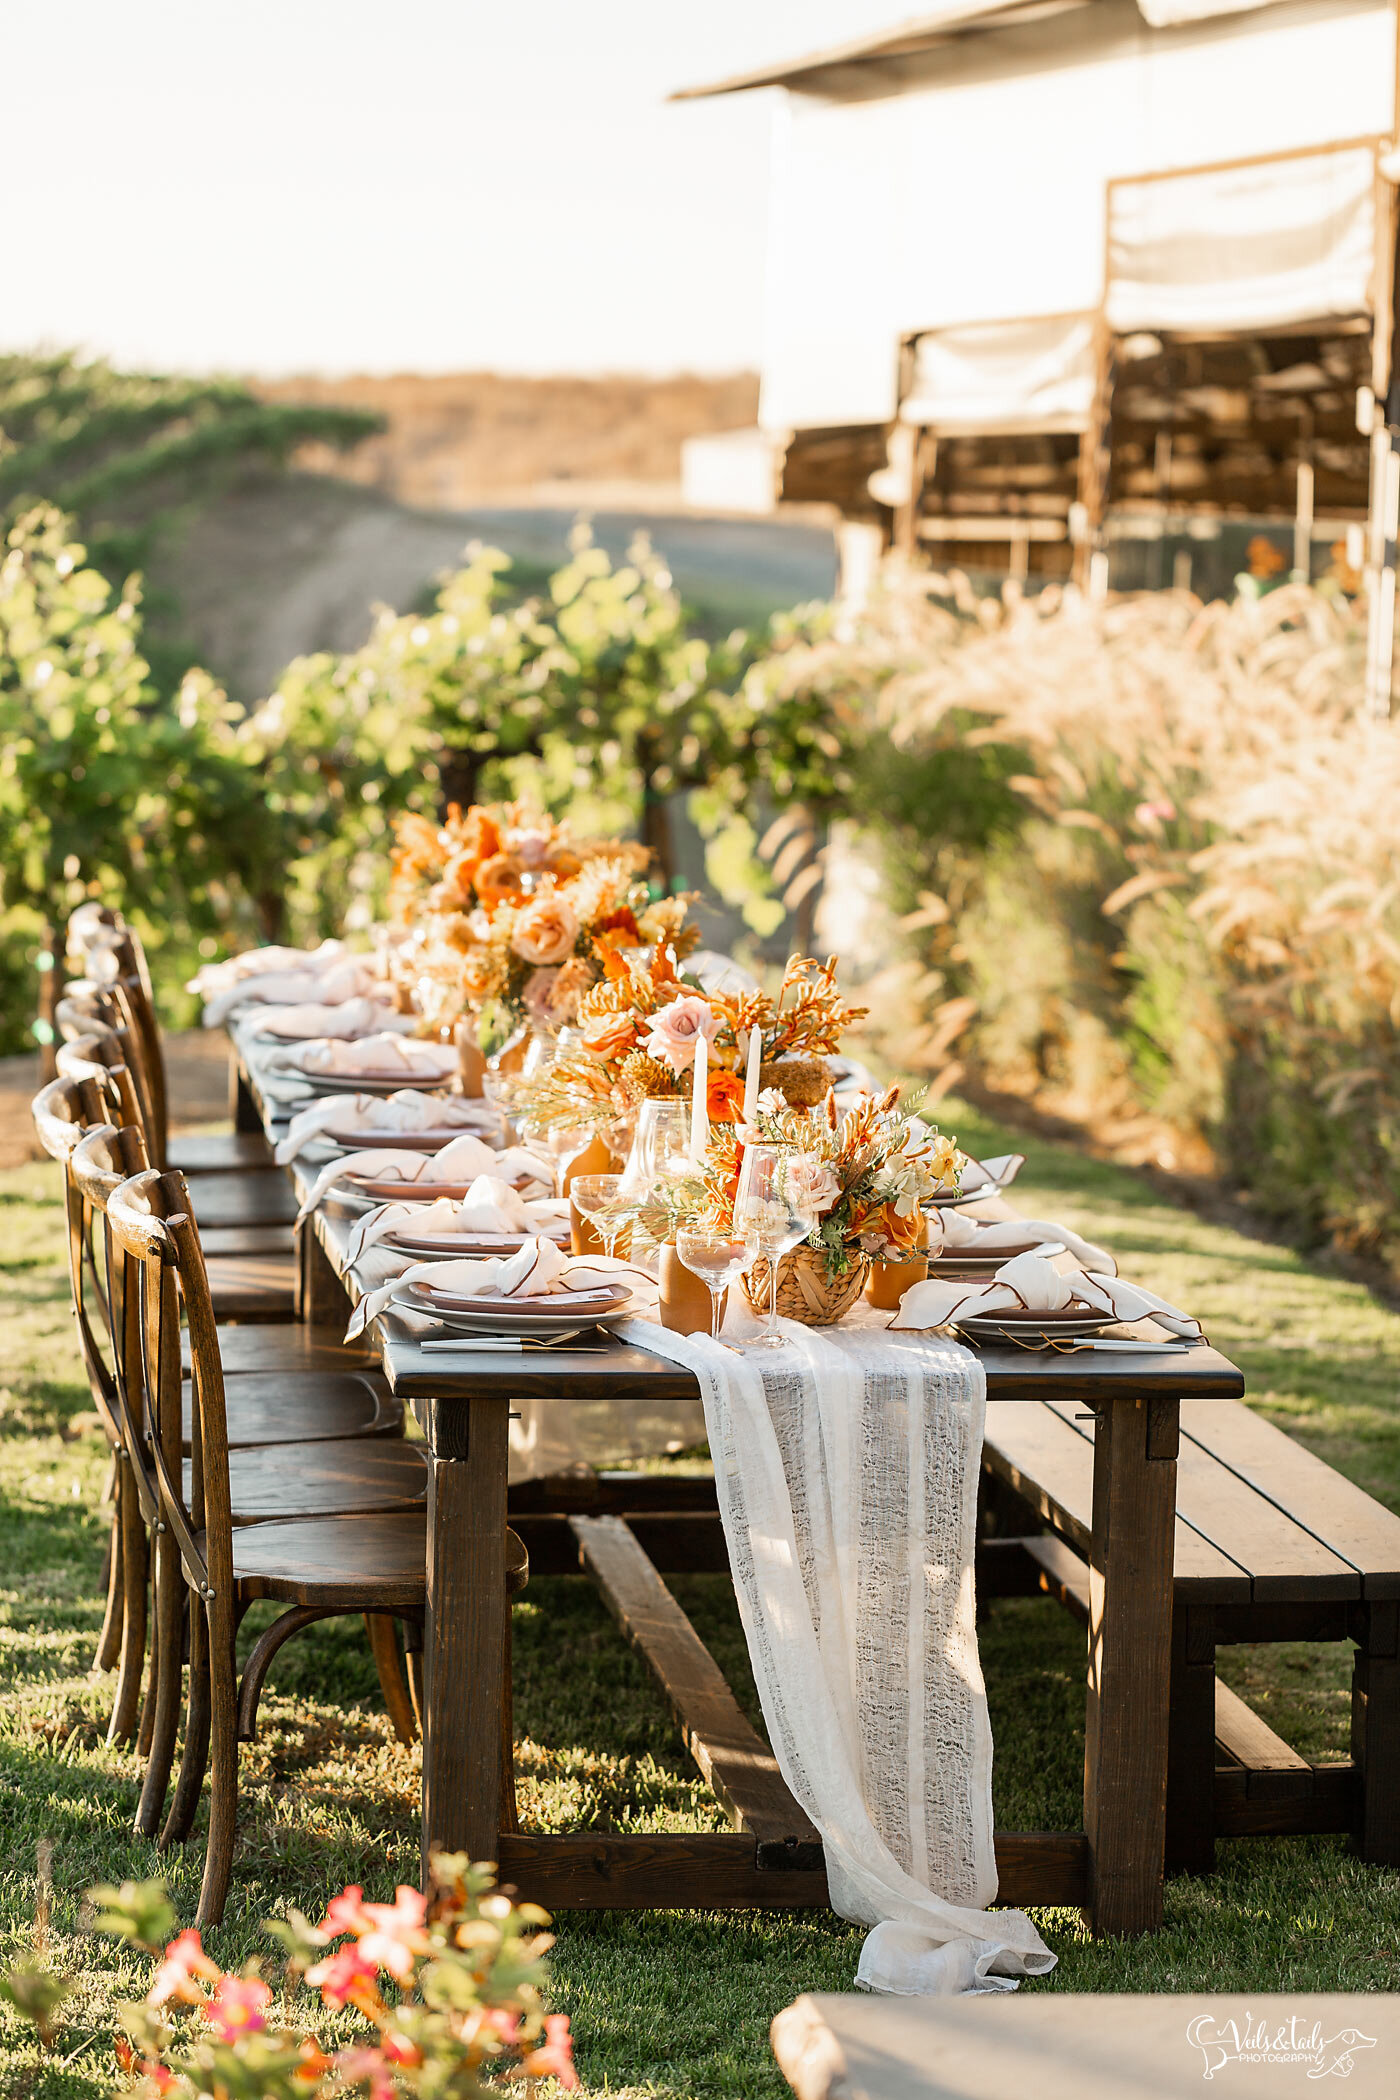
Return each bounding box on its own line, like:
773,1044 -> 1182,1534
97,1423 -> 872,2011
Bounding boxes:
891,1249 -> 1201,1338
275,1089 -> 501,1164
264,1032 -> 459,1082
296,1134 -> 555,1223
345,1237 -> 655,1340
927,1210 -> 1115,1272
344,1174 -> 570,1263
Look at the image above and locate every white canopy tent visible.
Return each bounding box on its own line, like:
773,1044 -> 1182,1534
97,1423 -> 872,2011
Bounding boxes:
705,0 -> 1398,436
901,313 -> 1099,435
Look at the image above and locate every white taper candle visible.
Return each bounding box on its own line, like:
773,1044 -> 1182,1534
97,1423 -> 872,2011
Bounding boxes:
742,1025 -> 762,1127
690,1029 -> 710,1163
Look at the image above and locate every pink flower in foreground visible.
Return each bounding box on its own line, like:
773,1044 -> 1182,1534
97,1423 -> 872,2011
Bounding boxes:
148,1927 -> 217,2005
204,1974 -> 272,2042
356,1887 -> 430,1980
306,1942 -> 381,2008
1134,799 -> 1175,827
521,2012 -> 579,2090
321,1886 -> 375,1937
334,2045 -> 400,2100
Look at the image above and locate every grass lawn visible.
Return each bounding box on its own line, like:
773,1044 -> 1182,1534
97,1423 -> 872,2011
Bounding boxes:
2,1098 -> 1399,2096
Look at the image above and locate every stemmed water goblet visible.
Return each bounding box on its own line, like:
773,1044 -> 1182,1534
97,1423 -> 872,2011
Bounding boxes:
732,1142 -> 820,1350
675,1226 -> 755,1342
572,1173 -> 630,1259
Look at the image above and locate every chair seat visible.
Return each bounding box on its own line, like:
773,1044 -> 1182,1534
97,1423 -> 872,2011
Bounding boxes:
229,1515 -> 528,1609
171,1132 -> 276,1175
186,1323 -> 376,1376
183,1371 -> 402,1449
186,1170 -> 298,1231
187,1439 -> 428,1521
204,1252 -> 296,1323
201,1226 -> 297,1259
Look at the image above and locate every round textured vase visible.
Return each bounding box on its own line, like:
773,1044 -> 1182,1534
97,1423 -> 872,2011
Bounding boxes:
742,1246 -> 870,1326
659,1243 -> 724,1336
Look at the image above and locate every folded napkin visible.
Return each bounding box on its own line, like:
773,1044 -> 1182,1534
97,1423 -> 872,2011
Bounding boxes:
263,1032 -> 457,1081
188,940 -> 346,997
275,1088 -> 500,1164
201,958 -> 377,1028
244,996 -> 409,1043
892,1249 -> 1201,1338
927,1210 -> 1116,1274
344,1175 -> 570,1263
296,1133 -> 554,1222
346,1238 -> 649,1339
954,1152 -> 1026,1197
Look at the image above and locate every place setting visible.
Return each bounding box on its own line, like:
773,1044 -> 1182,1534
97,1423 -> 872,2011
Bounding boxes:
295,1130 -> 557,1220
274,1087 -> 504,1165
345,1235 -> 654,1352
889,1247 -> 1205,1353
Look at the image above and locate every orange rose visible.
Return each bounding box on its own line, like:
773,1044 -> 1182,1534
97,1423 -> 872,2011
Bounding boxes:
706,1071 -> 746,1123
475,853 -> 525,910
441,849 -> 481,903
879,1201 -> 924,1250
580,1009 -> 640,1062
510,894 -> 580,968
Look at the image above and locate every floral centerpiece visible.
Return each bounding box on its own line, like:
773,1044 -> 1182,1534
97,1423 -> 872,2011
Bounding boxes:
700,1086 -> 959,1324
390,801 -> 692,1037
518,950 -> 869,1137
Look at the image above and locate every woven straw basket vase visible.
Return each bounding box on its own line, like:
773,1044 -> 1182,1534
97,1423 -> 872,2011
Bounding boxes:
742,1246 -> 870,1326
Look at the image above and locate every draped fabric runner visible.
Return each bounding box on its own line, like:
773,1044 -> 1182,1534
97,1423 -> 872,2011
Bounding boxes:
619,1310 -> 1056,1995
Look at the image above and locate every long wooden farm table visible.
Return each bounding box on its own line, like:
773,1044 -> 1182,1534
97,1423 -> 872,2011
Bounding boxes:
232,1040 -> 1245,1937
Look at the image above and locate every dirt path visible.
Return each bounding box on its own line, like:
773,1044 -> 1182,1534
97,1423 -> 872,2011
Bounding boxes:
2,1031 -> 231,1169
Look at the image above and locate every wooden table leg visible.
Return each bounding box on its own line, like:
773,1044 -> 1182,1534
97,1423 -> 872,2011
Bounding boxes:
229,1051 -> 262,1133
296,1223 -> 349,1326
420,1393 -> 510,1886
1084,1392 -> 1179,1935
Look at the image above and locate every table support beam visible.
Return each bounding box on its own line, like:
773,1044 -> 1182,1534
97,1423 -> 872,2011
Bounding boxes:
1084,1393 -> 1179,1935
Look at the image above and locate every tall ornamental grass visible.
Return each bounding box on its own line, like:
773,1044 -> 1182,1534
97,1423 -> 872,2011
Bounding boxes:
855,575 -> 1398,1268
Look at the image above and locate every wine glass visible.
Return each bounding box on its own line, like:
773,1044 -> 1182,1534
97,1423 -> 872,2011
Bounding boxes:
620,1097 -> 691,1192
572,1173 -> 629,1259
676,1227 -> 753,1341
733,1143 -> 819,1350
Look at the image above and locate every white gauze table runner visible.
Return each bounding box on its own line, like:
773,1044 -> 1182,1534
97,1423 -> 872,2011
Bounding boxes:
619,1308 -> 1055,1995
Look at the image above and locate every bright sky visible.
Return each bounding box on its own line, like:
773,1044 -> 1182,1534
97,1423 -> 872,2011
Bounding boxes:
3,1 -> 901,378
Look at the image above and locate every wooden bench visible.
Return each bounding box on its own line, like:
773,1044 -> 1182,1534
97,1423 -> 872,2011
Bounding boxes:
977,1396 -> 1400,1872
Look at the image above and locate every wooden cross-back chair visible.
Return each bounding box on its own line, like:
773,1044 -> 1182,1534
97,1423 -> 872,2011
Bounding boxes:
106,1163 -> 528,1926
31,1075 -> 151,1747
77,922 -> 284,1179
50,1017 -> 297,1318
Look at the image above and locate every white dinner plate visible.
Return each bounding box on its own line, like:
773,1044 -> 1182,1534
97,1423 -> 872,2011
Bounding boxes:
384,1227 -> 569,1257
959,1310 -> 1114,1342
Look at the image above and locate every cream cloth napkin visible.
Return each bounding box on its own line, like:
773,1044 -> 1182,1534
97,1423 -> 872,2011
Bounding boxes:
275,1089 -> 500,1164
893,1249 -> 1201,1337
263,1032 -> 458,1082
344,1175 -> 570,1263
243,996 -> 408,1042
927,1210 -> 1116,1273
189,940 -> 346,997
346,1238 -> 651,1339
296,1134 -> 553,1222
622,1309 -> 1055,1996
953,1153 -> 1026,1197
201,958 -> 377,1028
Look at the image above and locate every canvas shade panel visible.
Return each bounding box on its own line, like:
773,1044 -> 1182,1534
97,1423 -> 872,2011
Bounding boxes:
902,313 -> 1098,433
1106,144 -> 1380,334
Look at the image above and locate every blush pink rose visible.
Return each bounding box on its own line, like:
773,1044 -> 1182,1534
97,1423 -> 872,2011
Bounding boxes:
783,1156 -> 841,1217
641,994 -> 720,1074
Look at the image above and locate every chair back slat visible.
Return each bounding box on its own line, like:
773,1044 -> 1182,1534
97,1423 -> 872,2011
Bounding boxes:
88,934 -> 169,1166
71,1121 -> 158,1519
32,1079 -> 130,1450
109,1168 -> 230,1601
56,1033 -> 147,1134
